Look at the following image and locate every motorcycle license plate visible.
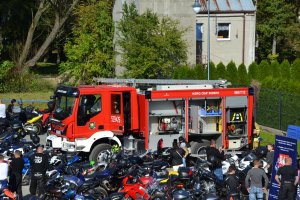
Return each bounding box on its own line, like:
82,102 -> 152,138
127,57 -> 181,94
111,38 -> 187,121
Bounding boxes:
55,130 -> 62,134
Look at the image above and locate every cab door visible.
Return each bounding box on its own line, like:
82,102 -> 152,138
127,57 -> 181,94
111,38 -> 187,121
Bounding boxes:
110,93 -> 124,134
75,94 -> 103,138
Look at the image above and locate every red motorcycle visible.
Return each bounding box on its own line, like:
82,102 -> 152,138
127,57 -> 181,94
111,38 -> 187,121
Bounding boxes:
41,100 -> 55,132
119,175 -> 154,199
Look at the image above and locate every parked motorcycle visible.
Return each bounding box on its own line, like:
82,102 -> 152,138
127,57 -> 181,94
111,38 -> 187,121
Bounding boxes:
43,173 -> 108,199
0,179 -> 17,200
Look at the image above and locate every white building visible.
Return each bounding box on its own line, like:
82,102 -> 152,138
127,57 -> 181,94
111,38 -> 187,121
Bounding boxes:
113,0 -> 256,75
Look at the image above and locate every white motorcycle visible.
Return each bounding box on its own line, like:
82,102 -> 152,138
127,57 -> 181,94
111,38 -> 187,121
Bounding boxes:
222,152 -> 268,174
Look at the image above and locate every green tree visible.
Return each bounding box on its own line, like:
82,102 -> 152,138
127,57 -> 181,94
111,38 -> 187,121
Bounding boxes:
117,3 -> 188,78
271,60 -> 280,78
280,59 -> 291,79
173,65 -> 193,79
291,58 -> 300,81
237,63 -> 249,86
60,0 -> 115,84
248,62 -> 258,81
216,62 -> 226,79
258,60 -> 271,81
256,0 -> 300,60
226,61 -> 238,85
194,64 -> 206,80
16,0 -> 80,74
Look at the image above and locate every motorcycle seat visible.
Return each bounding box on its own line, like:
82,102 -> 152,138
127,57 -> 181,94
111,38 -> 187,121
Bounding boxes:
84,171 -> 104,181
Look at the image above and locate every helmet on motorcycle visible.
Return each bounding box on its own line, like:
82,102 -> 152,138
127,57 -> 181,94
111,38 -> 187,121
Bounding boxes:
31,136 -> 40,144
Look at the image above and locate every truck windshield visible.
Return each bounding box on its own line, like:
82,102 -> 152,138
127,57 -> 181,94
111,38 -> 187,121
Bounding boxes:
53,95 -> 76,120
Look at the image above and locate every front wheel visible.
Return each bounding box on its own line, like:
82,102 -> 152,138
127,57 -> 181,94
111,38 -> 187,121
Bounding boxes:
33,121 -> 43,135
89,144 -> 111,163
88,186 -> 108,199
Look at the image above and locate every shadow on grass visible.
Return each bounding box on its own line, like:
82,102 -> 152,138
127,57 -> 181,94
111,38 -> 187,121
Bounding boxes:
30,63 -> 59,76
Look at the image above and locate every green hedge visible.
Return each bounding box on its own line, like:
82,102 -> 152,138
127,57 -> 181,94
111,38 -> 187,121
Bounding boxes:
172,59 -> 300,131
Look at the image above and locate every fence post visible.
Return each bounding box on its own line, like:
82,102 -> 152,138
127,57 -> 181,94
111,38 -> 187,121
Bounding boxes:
278,92 -> 282,130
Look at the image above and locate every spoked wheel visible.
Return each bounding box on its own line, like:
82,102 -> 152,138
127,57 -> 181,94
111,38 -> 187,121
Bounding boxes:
89,144 -> 112,163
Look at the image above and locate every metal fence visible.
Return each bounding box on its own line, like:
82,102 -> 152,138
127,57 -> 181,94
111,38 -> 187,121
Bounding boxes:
256,88 -> 300,131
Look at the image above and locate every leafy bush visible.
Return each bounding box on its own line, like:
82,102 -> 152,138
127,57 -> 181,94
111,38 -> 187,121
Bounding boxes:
271,60 -> 280,78
194,64 -> 206,80
226,61 -> 238,85
237,63 -> 249,86
279,59 -> 290,79
291,58 -> 300,81
258,60 -> 271,81
216,62 -> 226,79
258,76 -> 300,130
248,62 -> 258,80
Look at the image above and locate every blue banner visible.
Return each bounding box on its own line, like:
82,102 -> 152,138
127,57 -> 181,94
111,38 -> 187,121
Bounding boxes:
269,135 -> 298,200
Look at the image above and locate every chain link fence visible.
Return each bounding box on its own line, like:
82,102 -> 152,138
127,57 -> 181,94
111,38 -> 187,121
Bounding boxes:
256,88 -> 300,131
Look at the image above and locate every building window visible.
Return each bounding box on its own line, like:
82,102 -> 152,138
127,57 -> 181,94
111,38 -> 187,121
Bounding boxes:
217,23 -> 230,40
196,23 -> 203,64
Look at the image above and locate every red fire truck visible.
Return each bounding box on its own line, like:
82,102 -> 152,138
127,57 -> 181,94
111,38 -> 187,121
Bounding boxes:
46,79 -> 255,162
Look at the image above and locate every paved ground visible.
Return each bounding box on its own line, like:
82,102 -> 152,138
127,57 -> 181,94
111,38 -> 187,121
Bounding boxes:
22,133 -> 47,200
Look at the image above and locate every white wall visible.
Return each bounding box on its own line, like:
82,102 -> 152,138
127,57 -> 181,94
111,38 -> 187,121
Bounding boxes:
113,0 -> 256,76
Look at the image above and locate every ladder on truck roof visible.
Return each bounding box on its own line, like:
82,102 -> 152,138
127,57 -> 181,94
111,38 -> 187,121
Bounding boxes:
94,78 -> 230,88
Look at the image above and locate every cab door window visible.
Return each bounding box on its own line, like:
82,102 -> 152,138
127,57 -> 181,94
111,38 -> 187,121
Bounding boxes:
111,94 -> 121,114
77,94 -> 101,126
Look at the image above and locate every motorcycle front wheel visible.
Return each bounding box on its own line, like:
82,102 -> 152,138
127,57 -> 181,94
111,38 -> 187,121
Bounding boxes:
88,187 -> 108,200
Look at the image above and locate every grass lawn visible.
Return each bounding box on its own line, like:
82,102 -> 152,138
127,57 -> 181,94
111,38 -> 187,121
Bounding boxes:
0,92 -> 54,109
260,131 -> 300,155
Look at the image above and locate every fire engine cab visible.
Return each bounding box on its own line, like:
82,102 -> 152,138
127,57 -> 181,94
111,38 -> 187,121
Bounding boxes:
46,79 -> 255,162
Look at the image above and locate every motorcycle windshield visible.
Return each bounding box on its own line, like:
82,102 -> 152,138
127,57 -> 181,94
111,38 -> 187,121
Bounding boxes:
53,95 -> 76,120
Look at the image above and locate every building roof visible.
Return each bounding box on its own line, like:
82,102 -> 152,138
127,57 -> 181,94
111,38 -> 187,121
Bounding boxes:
198,0 -> 256,13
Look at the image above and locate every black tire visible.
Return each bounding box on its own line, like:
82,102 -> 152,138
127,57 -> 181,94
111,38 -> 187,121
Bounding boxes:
22,175 -> 30,186
190,142 -> 207,160
89,144 -> 111,163
90,186 -> 108,199
33,121 -> 43,135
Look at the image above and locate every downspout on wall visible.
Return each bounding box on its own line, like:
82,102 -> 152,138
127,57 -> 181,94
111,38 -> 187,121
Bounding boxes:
242,13 -> 245,64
